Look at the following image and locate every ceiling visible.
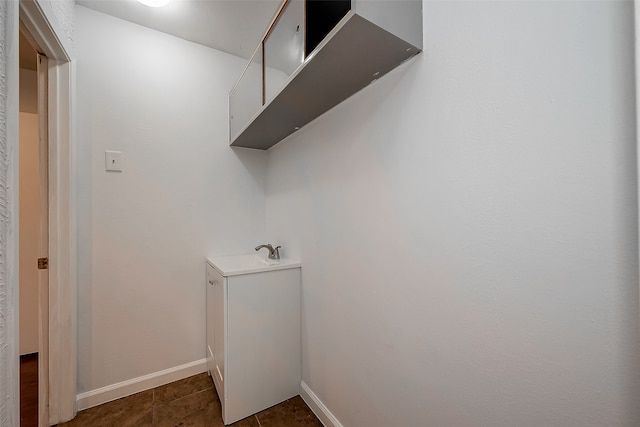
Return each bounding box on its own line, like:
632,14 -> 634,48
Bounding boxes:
76,0 -> 282,59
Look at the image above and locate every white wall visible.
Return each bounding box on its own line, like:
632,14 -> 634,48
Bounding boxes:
37,0 -> 74,57
0,0 -> 21,424
75,6 -> 267,394
266,1 -> 640,426
19,112 -> 40,355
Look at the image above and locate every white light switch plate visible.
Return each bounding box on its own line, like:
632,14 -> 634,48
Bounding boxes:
105,150 -> 123,172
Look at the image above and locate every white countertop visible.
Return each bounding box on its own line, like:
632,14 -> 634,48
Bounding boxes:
207,253 -> 301,277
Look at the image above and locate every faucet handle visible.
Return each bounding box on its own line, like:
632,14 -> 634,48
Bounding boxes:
273,246 -> 281,260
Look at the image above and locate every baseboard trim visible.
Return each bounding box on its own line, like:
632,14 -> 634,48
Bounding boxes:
299,381 -> 343,427
76,359 -> 208,411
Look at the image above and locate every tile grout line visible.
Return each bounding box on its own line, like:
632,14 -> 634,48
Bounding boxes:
255,414 -> 263,427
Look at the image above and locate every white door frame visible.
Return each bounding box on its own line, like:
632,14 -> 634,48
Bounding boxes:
19,0 -> 77,425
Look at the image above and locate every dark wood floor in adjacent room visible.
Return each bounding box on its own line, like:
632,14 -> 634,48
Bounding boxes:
20,353 -> 38,427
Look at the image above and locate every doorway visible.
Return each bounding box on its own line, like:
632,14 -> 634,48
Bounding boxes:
18,26 -> 48,427
17,0 -> 78,421
0,1 -> 75,424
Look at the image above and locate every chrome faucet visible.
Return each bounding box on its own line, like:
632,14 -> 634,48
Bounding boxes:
255,244 -> 281,260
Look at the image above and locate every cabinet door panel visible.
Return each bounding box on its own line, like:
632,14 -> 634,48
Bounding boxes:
206,265 -> 226,404
206,266 -> 216,376
230,46 -> 263,141
264,0 -> 305,105
214,275 -> 226,390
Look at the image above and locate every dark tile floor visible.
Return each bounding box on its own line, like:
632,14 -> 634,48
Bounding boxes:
56,373 -> 323,427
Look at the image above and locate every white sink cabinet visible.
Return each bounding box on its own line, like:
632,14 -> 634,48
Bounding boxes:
206,255 -> 301,425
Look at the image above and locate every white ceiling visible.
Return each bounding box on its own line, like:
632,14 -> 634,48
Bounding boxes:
76,0 -> 282,59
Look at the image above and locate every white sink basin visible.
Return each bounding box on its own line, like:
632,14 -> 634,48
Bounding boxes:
207,253 -> 301,277
257,256 -> 280,266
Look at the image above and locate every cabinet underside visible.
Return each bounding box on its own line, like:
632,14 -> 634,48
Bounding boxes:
230,13 -> 420,150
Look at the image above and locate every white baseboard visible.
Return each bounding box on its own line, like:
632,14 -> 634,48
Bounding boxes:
299,381 -> 343,427
76,359 -> 208,411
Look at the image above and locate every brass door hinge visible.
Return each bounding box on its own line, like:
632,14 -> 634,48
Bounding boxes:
38,257 -> 48,270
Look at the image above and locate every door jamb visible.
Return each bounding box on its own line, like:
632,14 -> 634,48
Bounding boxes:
35,51 -> 50,427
